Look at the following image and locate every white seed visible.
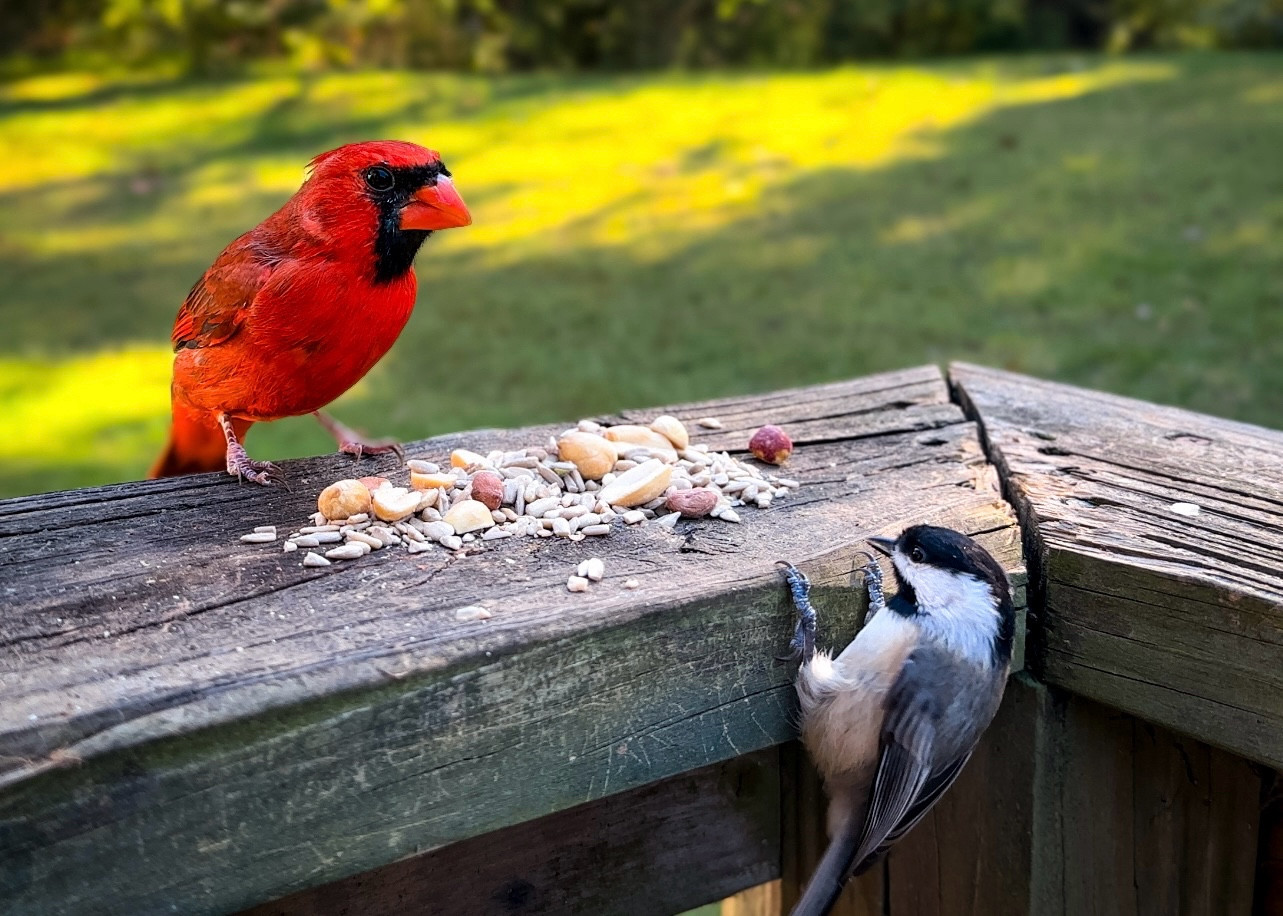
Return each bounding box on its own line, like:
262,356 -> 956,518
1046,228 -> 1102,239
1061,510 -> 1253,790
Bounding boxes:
553,517 -> 573,537
303,552 -> 331,567
300,524 -> 341,534
622,510 -> 647,525
657,512 -> 681,530
566,576 -> 590,593
585,558 -> 605,581
697,417 -> 723,429
720,509 -> 742,524
283,541 -> 298,553
240,532 -> 277,544
396,523 -> 427,542
421,521 -> 454,542
407,540 -> 436,554
253,525 -> 277,535
326,543 -> 368,560
454,605 -> 492,622
345,514 -> 369,524
312,531 -> 343,544
346,530 -> 383,550
1170,502 -> 1201,517
623,578 -> 640,589
407,459 -> 439,474
293,535 -> 321,548
443,535 -> 463,551
482,527 -> 512,540
581,524 -> 611,536
525,497 -> 560,518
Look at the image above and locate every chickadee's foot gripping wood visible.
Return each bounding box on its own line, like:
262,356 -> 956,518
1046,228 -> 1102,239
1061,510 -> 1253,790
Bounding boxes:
777,561 -> 817,664
314,410 -> 406,462
859,551 -> 886,623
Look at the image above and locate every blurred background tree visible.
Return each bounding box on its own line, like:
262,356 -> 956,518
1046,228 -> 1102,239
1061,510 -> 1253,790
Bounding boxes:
1,2 -> 1280,499
3,0 -> 1281,76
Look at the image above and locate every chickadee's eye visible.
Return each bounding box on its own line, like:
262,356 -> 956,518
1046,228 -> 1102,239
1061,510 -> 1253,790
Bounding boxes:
909,546 -> 926,563
364,166 -> 395,192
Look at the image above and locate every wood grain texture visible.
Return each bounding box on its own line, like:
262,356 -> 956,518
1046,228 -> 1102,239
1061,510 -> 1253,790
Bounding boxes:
951,362 -> 1283,769
889,677 -> 1259,916
242,749 -> 779,916
0,366 -> 1025,916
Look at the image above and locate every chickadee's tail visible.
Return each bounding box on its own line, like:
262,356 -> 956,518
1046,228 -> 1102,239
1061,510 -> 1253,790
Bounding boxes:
790,818 -> 863,916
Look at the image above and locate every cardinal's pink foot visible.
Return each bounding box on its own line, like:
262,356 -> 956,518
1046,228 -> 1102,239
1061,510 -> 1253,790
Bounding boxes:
314,411 -> 405,462
218,413 -> 285,486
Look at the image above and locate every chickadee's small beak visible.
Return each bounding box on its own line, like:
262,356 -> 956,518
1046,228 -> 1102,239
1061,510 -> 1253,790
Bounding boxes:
868,536 -> 896,557
400,175 -> 472,230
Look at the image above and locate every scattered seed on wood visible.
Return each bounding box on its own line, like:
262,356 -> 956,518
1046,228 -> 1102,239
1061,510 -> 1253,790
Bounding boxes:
326,543 -> 367,561
585,558 -> 605,581
303,552 -> 330,567
454,605 -> 492,622
566,576 -> 590,593
240,532 -> 277,544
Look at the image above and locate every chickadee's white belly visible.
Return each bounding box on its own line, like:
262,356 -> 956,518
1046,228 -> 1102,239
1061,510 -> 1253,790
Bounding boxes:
796,610 -> 918,785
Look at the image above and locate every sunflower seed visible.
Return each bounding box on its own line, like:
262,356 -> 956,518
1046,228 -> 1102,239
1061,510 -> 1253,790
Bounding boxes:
454,605 -> 492,621
345,531 -> 383,550
326,543 -> 367,560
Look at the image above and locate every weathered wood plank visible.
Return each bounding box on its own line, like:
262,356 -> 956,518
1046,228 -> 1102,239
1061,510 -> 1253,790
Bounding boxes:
242,749 -> 779,916
0,367 -> 1025,915
888,677 -> 1259,916
951,362 -> 1283,769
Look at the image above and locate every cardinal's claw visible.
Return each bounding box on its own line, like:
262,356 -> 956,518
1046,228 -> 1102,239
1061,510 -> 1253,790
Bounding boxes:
315,411 -> 403,462
218,411 -> 286,487
776,560 -> 817,664
337,438 -> 405,462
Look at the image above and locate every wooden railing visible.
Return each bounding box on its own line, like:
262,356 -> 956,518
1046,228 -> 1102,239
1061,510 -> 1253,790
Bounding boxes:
1,364 -> 1278,915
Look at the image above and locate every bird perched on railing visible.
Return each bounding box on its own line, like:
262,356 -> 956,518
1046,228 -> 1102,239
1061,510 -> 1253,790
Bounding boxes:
150,140 -> 471,485
778,525 -> 1014,916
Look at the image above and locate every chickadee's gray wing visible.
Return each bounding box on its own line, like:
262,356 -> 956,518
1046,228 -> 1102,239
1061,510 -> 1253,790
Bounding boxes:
858,749 -> 972,870
849,648 -> 972,874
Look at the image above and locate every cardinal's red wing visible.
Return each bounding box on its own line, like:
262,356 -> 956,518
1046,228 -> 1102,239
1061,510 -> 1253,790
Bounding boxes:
171,234 -> 275,351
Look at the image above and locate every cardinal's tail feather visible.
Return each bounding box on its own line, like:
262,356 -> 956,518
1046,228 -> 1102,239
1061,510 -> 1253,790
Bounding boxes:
150,403 -> 249,479
791,816 -> 864,916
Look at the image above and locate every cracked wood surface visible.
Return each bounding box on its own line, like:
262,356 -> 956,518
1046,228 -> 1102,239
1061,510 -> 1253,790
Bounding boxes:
0,365 -> 1024,916
952,362 -> 1283,769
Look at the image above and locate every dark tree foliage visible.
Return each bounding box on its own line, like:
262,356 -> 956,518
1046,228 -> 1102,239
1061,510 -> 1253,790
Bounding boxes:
3,0 -> 1281,74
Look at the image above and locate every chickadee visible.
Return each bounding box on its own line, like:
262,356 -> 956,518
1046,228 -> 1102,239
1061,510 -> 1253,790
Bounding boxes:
778,524 -> 1014,916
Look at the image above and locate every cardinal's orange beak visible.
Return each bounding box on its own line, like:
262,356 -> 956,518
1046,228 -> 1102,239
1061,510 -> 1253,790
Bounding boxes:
400,175 -> 471,231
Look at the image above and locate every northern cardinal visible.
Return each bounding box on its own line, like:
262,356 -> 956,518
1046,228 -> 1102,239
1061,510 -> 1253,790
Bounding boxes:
150,140 -> 470,484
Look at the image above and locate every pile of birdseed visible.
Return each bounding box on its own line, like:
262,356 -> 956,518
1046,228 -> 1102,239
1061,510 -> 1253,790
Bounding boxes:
239,414 -> 800,586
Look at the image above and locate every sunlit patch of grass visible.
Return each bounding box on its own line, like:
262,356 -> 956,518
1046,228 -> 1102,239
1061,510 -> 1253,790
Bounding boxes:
0,54 -> 1281,498
0,347 -> 173,492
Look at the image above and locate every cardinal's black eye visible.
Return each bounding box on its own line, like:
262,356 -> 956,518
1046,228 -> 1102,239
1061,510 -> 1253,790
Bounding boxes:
909,546 -> 926,563
364,166 -> 395,192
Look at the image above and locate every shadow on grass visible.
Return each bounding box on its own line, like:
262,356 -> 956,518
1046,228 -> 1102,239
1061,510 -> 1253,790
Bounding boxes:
1,54 -> 1281,497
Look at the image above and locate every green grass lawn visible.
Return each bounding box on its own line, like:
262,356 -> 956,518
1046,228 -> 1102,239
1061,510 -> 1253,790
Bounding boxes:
1,53 -> 1280,498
